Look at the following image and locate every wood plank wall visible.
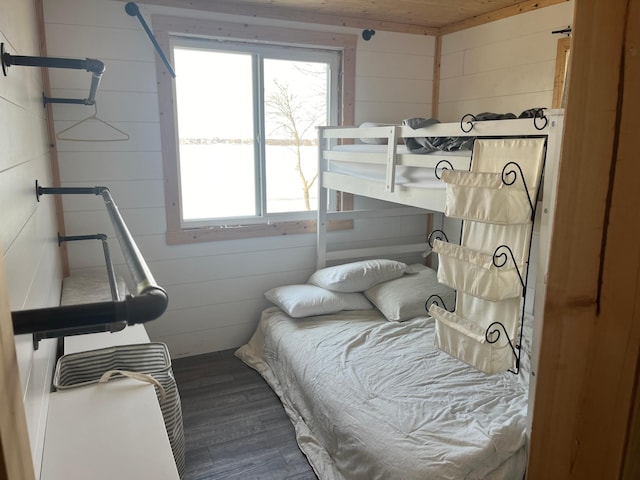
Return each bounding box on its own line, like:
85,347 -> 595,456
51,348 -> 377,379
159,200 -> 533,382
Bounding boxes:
0,0 -> 64,476
437,1 -> 574,122
355,30 -> 435,122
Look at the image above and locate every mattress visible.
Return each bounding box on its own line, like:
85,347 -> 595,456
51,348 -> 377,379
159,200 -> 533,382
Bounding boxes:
236,307 -> 529,480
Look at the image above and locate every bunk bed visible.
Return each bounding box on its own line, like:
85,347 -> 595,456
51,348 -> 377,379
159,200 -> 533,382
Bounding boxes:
236,110 -> 565,480
316,110 -> 563,267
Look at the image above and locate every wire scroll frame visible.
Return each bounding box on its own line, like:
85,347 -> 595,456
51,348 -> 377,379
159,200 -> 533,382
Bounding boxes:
459,109 -> 548,133
426,154 -> 546,375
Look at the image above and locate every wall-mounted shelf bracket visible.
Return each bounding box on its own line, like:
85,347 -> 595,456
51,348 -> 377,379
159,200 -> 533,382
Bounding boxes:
14,181 -> 168,349
1,42 -> 105,106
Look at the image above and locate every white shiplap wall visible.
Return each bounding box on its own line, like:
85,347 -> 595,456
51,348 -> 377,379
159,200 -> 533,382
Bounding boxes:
0,0 -> 63,475
43,0 -> 436,358
355,32 -> 434,123
438,2 -> 574,122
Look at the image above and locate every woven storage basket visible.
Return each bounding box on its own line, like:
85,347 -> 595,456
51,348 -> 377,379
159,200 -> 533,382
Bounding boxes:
54,343 -> 185,477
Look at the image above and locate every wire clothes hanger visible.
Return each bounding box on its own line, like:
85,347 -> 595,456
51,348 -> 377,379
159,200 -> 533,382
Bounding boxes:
56,102 -> 130,142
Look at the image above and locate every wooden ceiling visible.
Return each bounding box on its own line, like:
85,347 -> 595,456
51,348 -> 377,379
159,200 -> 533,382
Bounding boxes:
144,0 -> 568,35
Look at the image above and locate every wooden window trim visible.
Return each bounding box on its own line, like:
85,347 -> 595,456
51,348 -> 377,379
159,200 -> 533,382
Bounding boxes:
552,36 -> 571,109
152,15 -> 356,245
166,218 -> 353,245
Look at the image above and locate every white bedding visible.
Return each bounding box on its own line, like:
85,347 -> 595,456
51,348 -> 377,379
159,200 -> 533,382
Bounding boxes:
236,307 -> 528,480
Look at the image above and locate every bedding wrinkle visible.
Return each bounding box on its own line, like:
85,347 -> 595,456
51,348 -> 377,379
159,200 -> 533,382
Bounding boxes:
237,307 -> 528,480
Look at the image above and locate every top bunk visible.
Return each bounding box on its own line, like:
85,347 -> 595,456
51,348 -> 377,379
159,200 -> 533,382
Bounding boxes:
317,109 -> 564,213
315,109 -> 565,269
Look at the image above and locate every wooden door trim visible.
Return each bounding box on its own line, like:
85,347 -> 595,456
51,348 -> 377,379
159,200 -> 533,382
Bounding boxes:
528,0 -> 640,477
0,250 -> 35,480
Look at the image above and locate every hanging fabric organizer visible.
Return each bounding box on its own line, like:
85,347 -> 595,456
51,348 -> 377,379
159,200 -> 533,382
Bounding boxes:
428,137 -> 546,374
432,240 -> 525,301
441,168 -> 535,225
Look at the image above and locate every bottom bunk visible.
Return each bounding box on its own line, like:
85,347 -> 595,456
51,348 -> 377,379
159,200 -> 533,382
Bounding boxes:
236,263 -> 530,480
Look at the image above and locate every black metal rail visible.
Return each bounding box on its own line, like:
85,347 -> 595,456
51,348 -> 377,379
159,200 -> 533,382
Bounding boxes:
12,183 -> 168,348
1,42 -> 105,105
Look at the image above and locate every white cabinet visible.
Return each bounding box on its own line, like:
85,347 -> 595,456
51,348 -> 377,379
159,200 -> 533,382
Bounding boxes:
40,326 -> 180,480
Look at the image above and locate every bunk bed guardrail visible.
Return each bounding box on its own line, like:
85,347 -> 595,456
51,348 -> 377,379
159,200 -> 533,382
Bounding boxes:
460,108 -> 548,133
316,112 -> 552,269
11,182 -> 168,349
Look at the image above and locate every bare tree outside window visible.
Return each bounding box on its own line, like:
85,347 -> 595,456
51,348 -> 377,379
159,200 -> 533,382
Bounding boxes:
174,46 -> 333,222
265,61 -> 328,212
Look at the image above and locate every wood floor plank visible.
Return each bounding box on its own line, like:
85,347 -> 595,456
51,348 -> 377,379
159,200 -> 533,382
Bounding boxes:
173,349 -> 317,480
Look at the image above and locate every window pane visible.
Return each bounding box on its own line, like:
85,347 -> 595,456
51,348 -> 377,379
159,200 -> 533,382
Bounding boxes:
264,59 -> 327,213
174,48 -> 256,221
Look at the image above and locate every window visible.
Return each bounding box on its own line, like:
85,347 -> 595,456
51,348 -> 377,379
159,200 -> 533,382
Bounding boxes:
152,16 -> 357,244
173,40 -> 338,225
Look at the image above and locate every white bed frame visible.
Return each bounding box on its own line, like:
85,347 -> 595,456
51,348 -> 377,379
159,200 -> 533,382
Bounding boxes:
316,109 -> 565,429
316,110 -> 564,268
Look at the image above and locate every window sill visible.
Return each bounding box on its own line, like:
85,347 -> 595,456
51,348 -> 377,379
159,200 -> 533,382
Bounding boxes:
166,219 -> 353,245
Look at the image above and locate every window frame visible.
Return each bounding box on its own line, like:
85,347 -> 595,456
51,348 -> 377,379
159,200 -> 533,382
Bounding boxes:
172,38 -> 340,228
152,15 -> 356,244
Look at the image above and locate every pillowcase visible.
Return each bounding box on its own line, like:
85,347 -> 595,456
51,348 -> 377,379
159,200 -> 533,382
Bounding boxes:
359,121 -> 389,145
265,284 -> 372,318
364,265 -> 455,322
308,259 -> 407,293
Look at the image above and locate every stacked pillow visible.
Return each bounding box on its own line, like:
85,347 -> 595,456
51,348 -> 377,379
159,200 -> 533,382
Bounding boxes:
265,259 -> 405,318
364,264 -> 455,322
265,284 -> 372,318
307,258 -> 407,292
265,259 -> 455,322
358,121 -> 390,145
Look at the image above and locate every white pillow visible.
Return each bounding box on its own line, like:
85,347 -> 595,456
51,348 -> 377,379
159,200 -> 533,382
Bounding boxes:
364,265 -> 455,322
265,284 -> 372,318
308,259 -> 407,293
359,121 -> 388,145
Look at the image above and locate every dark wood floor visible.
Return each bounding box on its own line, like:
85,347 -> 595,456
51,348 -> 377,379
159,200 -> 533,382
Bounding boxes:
172,349 -> 317,480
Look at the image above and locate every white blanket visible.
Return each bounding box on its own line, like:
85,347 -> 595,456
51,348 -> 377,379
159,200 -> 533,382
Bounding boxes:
236,307 -> 528,480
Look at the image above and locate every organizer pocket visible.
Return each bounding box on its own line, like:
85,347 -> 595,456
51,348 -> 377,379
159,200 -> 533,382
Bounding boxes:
441,170 -> 533,224
429,305 -> 516,374
433,240 -> 524,301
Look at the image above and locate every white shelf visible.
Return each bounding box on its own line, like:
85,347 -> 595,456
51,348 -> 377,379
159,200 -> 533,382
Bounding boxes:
40,379 -> 179,480
40,324 -> 178,480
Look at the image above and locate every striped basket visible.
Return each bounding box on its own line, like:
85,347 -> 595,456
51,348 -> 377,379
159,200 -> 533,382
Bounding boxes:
54,343 -> 185,478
